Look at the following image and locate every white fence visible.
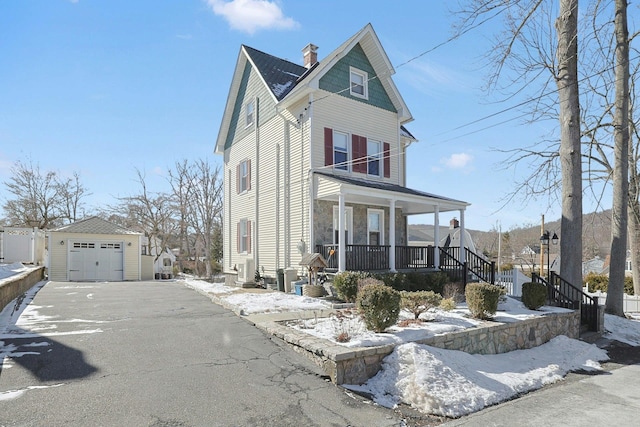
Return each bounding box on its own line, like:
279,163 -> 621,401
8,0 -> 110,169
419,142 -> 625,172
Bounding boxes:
497,268 -> 531,297
0,227 -> 46,265
584,289 -> 640,313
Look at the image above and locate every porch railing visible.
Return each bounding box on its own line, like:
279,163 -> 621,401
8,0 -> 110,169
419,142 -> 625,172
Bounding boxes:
314,244 -> 495,285
532,272 -> 599,332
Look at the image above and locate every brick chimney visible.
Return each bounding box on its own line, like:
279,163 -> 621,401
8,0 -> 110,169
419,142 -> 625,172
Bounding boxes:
302,43 -> 318,69
450,218 -> 459,229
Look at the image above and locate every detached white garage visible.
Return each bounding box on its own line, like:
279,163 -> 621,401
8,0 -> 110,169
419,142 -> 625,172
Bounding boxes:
48,217 -> 142,282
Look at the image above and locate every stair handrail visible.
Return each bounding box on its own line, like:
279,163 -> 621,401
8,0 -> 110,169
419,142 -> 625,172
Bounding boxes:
532,272 -> 599,331
464,247 -> 496,285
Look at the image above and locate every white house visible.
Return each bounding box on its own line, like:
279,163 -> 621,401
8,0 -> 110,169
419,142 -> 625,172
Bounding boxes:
215,24 -> 474,286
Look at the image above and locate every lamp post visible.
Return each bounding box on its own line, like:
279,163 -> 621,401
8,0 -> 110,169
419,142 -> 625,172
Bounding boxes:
540,231 -> 559,279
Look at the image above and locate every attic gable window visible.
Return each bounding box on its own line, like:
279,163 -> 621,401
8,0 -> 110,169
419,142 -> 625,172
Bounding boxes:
349,67 -> 368,99
245,101 -> 255,127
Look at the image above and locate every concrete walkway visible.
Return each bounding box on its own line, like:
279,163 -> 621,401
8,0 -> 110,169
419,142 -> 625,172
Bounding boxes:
442,360 -> 640,426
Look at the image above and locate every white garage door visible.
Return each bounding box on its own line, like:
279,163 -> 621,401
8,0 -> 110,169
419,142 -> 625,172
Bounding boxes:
69,241 -> 124,281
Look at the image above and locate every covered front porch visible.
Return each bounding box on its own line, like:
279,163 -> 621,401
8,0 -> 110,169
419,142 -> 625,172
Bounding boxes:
311,172 -> 486,278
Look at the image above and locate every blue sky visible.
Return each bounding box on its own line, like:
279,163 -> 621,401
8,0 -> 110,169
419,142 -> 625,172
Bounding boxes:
0,0 -> 588,231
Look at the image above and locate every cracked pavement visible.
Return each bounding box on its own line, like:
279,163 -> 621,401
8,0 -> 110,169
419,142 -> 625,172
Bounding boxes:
0,280 -> 416,427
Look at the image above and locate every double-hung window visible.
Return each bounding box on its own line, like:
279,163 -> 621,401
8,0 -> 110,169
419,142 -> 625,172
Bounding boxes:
350,67 -> 368,99
367,139 -> 382,176
333,131 -> 349,171
238,219 -> 250,253
238,159 -> 250,193
245,101 -> 254,127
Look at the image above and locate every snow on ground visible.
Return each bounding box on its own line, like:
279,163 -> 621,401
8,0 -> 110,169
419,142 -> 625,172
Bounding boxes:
181,277 -> 640,418
0,263 -> 29,282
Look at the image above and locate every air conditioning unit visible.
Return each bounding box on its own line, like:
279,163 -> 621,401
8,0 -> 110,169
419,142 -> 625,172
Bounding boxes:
237,258 -> 254,282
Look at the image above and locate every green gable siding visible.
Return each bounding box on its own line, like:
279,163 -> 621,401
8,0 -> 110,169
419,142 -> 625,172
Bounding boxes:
224,62 -> 278,150
319,43 -> 396,113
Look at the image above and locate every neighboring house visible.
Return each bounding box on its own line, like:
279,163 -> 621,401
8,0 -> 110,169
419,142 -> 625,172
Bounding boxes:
439,218 -> 478,254
48,216 -> 143,282
142,236 -> 176,279
583,256 -> 607,276
215,24 -> 471,285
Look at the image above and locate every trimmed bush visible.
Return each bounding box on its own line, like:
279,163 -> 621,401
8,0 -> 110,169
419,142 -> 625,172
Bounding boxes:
440,297 -> 457,311
375,271 -> 449,293
333,271 -> 370,303
521,281 -> 547,310
356,281 -> 401,332
400,291 -> 442,320
465,282 -> 505,320
584,272 -> 635,296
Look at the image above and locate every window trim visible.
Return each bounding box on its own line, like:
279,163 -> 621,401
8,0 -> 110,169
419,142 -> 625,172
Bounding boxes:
367,209 -> 385,246
238,159 -> 250,193
239,218 -> 250,254
367,139 -> 382,177
349,67 -> 368,99
245,101 -> 255,127
333,130 -> 350,172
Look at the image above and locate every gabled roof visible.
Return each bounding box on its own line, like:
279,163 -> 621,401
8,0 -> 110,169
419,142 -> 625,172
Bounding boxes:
277,23 -> 412,123
215,23 -> 414,154
51,216 -> 141,235
242,45 -> 307,101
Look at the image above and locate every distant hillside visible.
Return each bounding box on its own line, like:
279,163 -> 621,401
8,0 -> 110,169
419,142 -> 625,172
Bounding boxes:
409,209 -> 612,260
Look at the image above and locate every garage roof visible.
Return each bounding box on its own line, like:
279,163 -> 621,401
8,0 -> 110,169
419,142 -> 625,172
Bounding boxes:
51,216 -> 141,235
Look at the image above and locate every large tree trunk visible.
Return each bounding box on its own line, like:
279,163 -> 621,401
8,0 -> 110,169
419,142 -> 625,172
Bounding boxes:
606,0 -> 630,316
556,0 -> 583,288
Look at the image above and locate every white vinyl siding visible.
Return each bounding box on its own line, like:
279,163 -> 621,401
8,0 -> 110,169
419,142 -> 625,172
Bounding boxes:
311,92 -> 400,183
48,232 -> 140,282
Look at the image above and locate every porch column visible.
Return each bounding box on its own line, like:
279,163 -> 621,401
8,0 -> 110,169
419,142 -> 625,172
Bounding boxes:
338,193 -> 346,272
389,199 -> 396,272
459,209 -> 466,264
434,205 -> 440,268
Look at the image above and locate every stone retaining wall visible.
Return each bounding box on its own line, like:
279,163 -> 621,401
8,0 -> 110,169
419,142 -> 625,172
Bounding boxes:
0,267 -> 45,311
258,310 -> 580,385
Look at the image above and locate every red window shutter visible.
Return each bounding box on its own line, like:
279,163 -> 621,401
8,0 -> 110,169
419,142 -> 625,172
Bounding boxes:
352,135 -> 360,173
384,142 -> 391,178
247,221 -> 252,254
247,159 -> 251,191
324,127 -> 333,166
359,135 -> 368,173
236,164 -> 240,194
236,222 -> 240,253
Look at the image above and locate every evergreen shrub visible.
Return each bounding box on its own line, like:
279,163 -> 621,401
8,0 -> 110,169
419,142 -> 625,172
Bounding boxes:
465,282 -> 505,320
400,291 -> 442,320
356,280 -> 401,332
333,271 -> 370,303
521,281 -> 547,310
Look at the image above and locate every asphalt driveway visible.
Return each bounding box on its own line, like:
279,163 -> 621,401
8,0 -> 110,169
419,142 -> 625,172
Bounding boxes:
0,280 -> 406,427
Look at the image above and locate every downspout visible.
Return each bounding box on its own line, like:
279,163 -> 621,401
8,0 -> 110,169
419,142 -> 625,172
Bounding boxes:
434,206 -> 440,268
307,96 -> 314,253
138,234 -> 142,280
276,143 -> 280,270
254,96 -> 259,271
459,209 -> 466,264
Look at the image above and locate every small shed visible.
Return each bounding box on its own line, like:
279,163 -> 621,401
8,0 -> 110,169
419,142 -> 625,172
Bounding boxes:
48,217 -> 142,282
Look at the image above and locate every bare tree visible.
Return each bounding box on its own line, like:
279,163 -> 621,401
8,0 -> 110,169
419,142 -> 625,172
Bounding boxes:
456,0 -> 583,286
114,169 -> 177,262
605,0 -> 630,315
2,159 -> 62,228
170,159 -> 223,279
57,172 -> 92,224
